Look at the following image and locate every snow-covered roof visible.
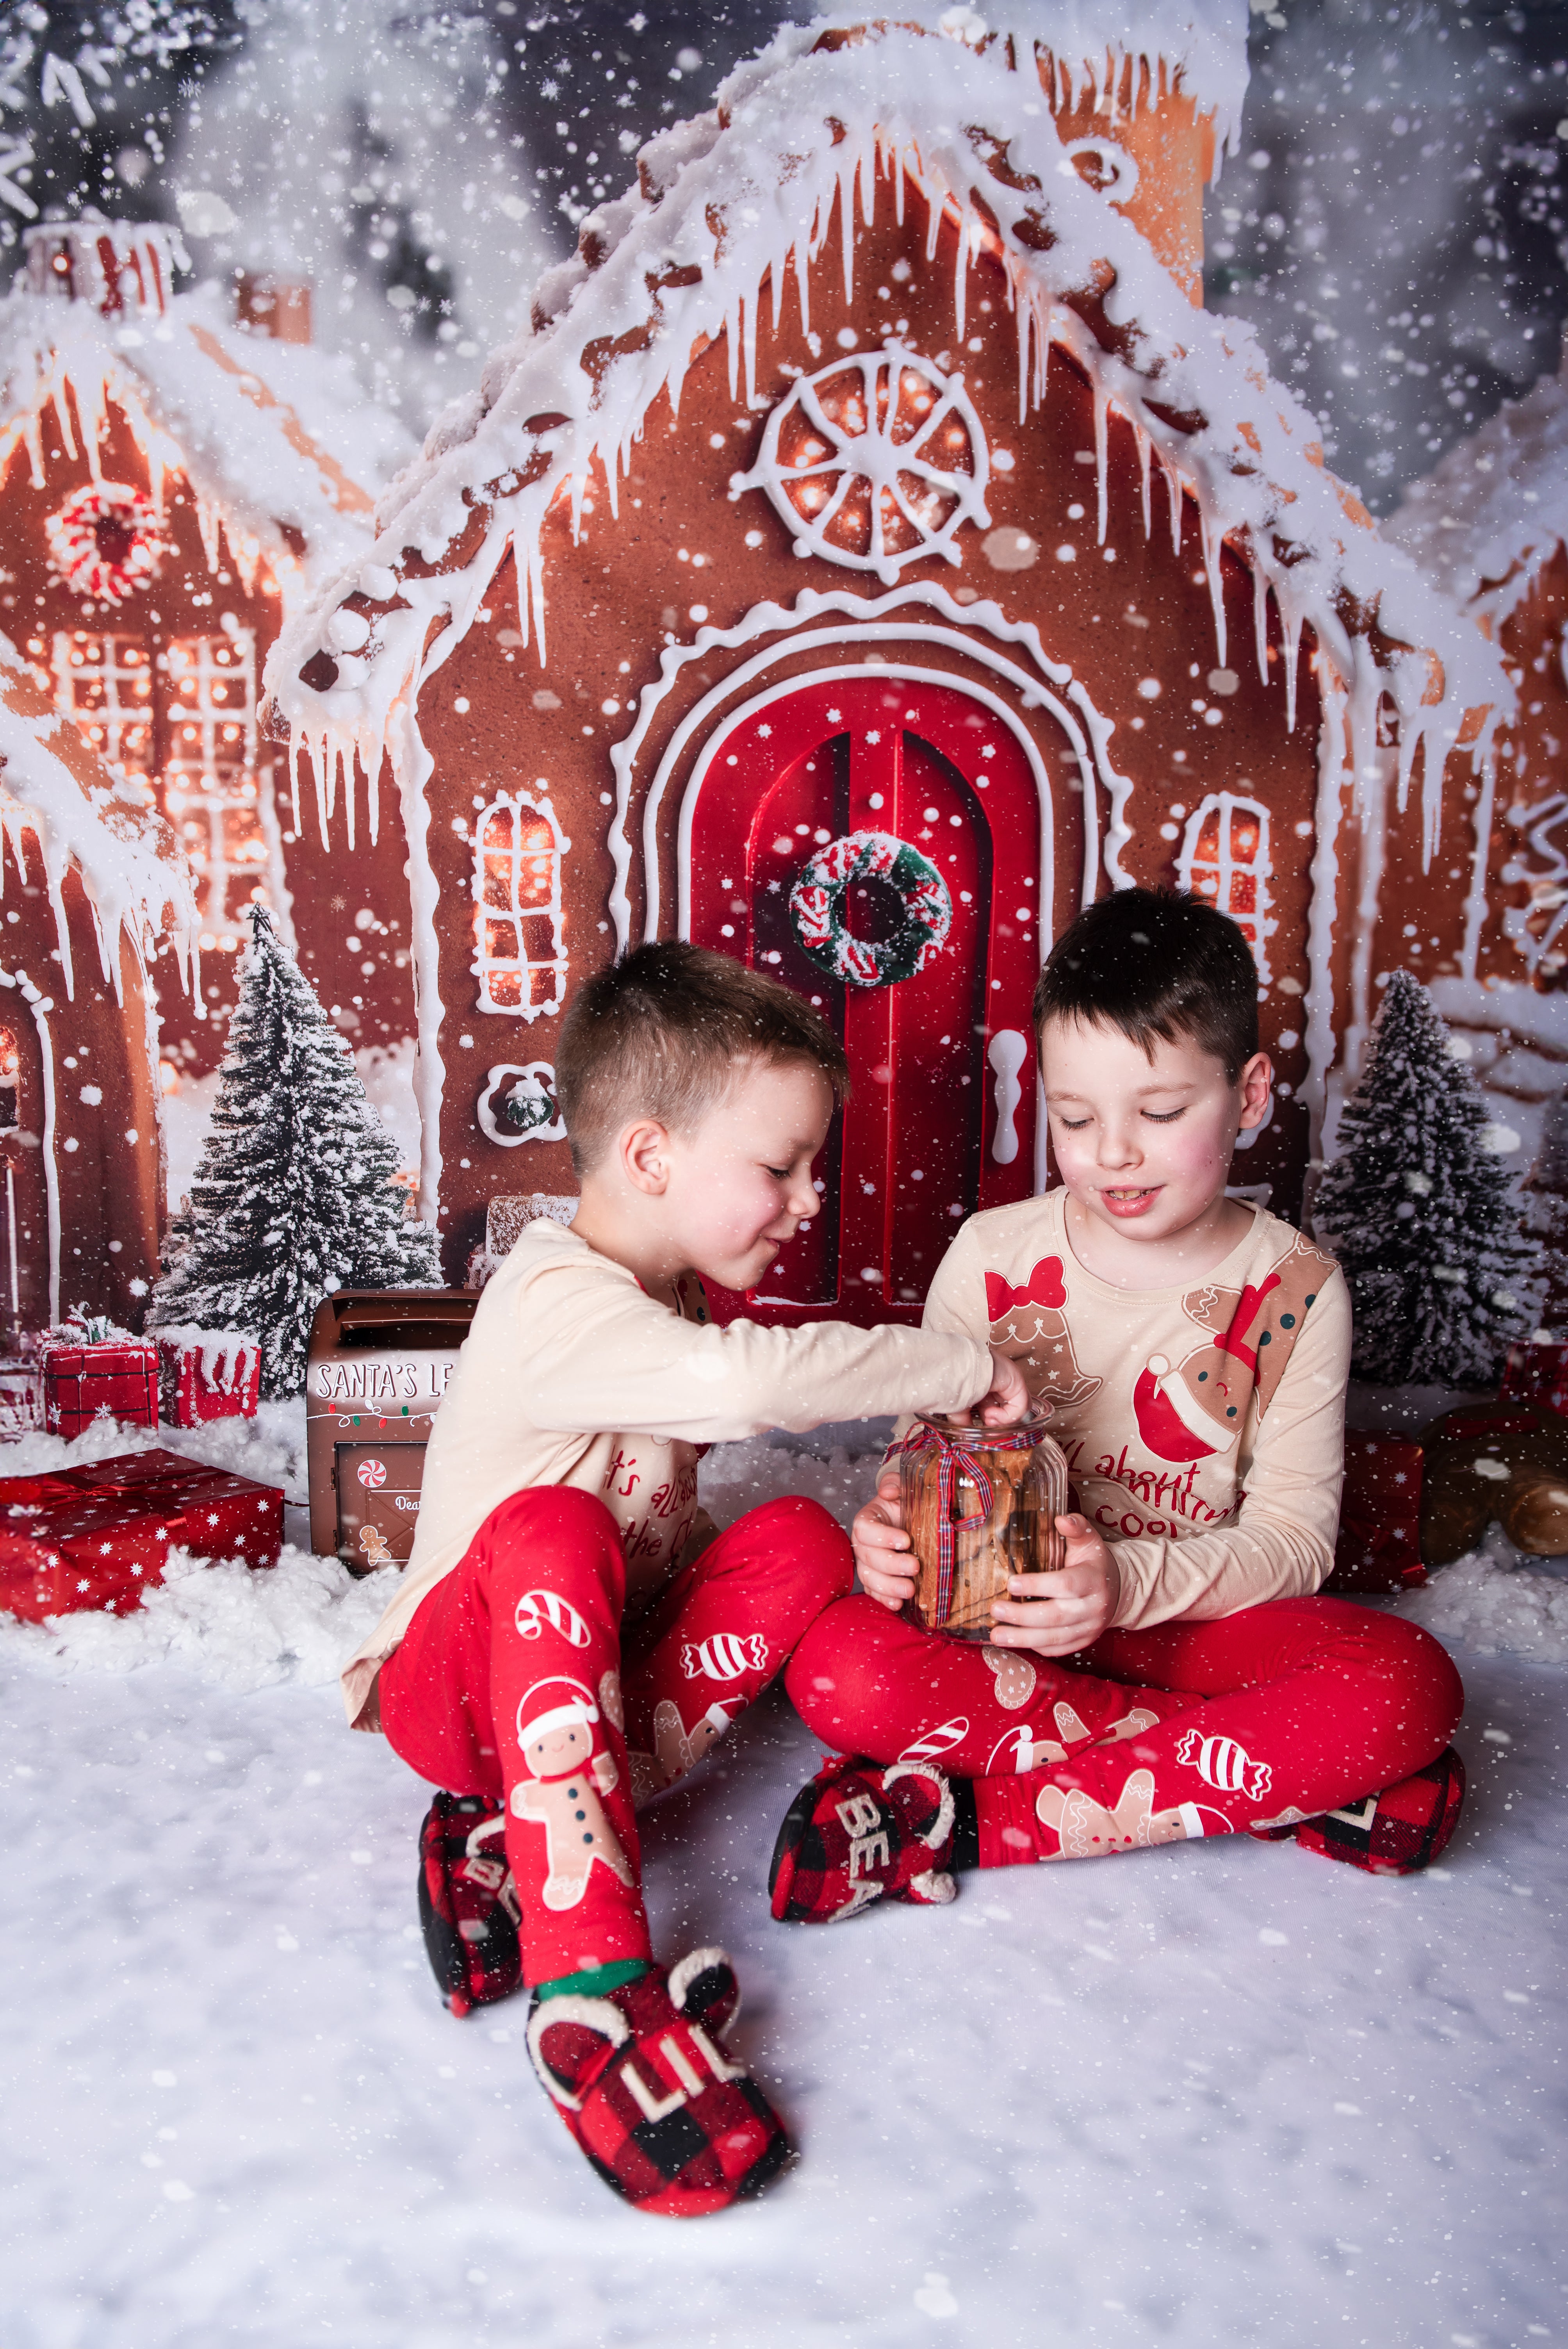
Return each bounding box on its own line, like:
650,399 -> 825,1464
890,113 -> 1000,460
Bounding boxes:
0,635 -> 199,999
812,0 -> 1250,162
1388,344 -> 1568,635
0,276 -> 416,597
267,14 -> 1509,863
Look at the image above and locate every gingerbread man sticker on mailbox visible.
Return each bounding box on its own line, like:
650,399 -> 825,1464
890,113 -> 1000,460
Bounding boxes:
510,1675 -> 634,1911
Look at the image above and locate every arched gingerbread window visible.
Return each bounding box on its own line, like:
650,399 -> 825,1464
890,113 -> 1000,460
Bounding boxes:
1177,792 -> 1274,982
472,791 -> 567,1018
0,1029 -> 17,1132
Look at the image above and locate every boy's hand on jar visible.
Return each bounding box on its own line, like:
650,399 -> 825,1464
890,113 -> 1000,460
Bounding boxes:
852,1470 -> 916,1611
976,1346 -> 1031,1427
988,1515 -> 1121,1657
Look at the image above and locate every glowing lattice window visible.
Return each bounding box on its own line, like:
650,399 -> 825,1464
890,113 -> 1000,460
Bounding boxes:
472,792 -> 567,1018
1177,793 -> 1274,982
163,632 -> 266,945
52,632 -> 157,806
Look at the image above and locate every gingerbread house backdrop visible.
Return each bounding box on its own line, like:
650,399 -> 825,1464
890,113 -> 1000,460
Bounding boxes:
0,219 -> 418,1082
267,0 -> 1510,1321
0,635 -> 197,1329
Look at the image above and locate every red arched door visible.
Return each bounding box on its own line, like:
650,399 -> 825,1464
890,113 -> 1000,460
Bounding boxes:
686,674 -> 1044,1325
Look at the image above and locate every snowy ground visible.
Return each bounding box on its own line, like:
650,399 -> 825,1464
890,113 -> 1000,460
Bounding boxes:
2,1419 -> 1565,2349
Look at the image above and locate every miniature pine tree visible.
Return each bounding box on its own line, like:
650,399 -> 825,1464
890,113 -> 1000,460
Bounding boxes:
1313,970 -> 1539,1387
1520,1089 -> 1568,1344
150,905 -> 440,1396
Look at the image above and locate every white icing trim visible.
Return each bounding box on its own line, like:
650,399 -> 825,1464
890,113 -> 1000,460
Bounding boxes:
388,701 -> 445,1230
607,585 -> 1121,950
1344,751 -> 1390,1084
669,660 -> 1058,945
1301,684 -> 1349,1168
731,344 -> 991,583
0,961 -> 59,1324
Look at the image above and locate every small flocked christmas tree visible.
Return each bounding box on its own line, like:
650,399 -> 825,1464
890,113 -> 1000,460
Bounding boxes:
1520,1089 -> 1568,1345
1313,970 -> 1539,1387
151,905 -> 440,1396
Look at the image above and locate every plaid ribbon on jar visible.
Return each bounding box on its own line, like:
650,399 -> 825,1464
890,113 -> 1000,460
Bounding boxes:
891,1419 -> 1045,1631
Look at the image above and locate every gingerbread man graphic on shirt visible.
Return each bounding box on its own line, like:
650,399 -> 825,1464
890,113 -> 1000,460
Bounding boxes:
1131,1229 -> 1337,1465
984,1258 -> 1102,1410
508,1675 -> 634,1911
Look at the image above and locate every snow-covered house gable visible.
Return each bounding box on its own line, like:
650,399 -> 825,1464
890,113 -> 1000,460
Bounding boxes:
1391,344 -> 1568,994
267,2 -> 1508,1316
0,219 -> 419,1078
0,635 -> 198,1329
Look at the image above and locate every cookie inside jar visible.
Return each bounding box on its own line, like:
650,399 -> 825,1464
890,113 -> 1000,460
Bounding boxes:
898,1411 -> 1069,1640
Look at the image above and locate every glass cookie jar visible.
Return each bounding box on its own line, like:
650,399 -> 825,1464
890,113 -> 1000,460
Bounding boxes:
899,1413 -> 1069,1640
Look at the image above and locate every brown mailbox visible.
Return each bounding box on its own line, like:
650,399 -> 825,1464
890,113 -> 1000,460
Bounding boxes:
305,1289 -> 477,1570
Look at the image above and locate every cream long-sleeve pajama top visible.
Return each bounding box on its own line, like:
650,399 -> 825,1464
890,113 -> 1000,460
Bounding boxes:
911,1193 -> 1351,1630
340,1218 -> 997,1727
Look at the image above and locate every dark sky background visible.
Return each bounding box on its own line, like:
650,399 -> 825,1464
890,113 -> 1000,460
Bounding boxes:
2,0 -> 1565,508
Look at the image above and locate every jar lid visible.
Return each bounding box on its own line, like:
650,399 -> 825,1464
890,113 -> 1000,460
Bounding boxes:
912,1410 -> 1051,1450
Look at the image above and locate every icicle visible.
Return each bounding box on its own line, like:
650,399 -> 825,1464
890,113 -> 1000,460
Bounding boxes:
1135,422 -> 1152,541
1252,565 -> 1270,684
1301,678 -> 1350,1166
741,285 -> 759,410
1199,506 -> 1227,670
953,213 -> 968,344
893,137 -> 907,226
194,499 -> 223,575
1093,381 -> 1109,545
1163,452 -> 1183,554
49,378 -> 78,465
1016,299 -> 1032,427
838,148 -> 857,305
1460,740 -> 1499,981
1280,598 -> 1303,735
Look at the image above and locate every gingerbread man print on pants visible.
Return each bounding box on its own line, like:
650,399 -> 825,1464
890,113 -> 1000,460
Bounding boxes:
509,1675 -> 635,1911
1036,1768 -> 1199,1858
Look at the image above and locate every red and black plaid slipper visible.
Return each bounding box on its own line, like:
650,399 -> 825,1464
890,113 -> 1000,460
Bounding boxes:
417,1790 -> 523,2016
1281,1745 -> 1467,1877
527,1949 -> 791,2217
768,1753 -> 957,1923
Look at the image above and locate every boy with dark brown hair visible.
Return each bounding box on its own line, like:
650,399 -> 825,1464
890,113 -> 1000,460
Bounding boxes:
347,941 -> 1027,2217
770,890 -> 1466,1923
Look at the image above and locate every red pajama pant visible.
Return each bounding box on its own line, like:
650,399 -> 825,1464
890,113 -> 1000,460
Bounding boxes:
784,1594 -> 1464,1864
380,1486 -> 852,1981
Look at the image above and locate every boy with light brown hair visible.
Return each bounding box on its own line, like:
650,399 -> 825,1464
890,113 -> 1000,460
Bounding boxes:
770,889 -> 1467,1923
344,941 -> 1026,2218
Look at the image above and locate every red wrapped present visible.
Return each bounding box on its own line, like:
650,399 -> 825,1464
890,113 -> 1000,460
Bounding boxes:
155,1327 -> 261,1428
40,1314 -> 158,1438
1500,1340 -> 1568,1422
0,1447 -> 284,1621
1326,1431 -> 1426,1595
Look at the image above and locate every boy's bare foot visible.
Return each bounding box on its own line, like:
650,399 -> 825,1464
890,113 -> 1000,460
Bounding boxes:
769,1754 -> 957,1922
527,1950 -> 791,2215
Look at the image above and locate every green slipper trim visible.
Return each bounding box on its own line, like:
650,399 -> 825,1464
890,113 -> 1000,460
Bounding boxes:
533,1957 -> 652,2004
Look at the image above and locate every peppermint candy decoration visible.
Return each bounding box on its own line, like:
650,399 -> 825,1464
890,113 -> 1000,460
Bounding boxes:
356,1458 -> 387,1489
44,482 -> 164,605
788,830 -> 952,990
